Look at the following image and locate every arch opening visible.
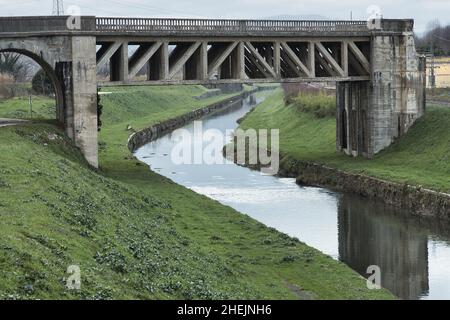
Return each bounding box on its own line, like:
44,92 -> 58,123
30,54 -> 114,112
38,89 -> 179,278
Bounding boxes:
0,49 -> 64,123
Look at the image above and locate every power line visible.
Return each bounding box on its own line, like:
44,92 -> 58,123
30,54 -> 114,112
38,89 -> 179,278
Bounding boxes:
433,35 -> 450,43
53,0 -> 64,15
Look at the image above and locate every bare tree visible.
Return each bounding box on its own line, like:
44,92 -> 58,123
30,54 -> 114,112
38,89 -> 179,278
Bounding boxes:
0,53 -> 23,80
416,20 -> 450,56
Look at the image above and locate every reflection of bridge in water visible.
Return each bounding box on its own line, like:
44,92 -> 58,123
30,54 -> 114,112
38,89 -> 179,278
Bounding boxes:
0,16 -> 425,168
338,194 -> 434,300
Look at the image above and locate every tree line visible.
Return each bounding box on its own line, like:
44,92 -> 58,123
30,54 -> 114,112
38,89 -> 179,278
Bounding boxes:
415,20 -> 450,56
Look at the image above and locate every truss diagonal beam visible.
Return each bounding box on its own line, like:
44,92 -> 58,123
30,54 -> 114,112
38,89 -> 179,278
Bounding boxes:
348,41 -> 370,73
315,49 -> 337,76
207,42 -> 239,77
316,42 -> 345,77
245,50 -> 272,78
169,42 -> 202,79
280,42 -> 312,77
97,42 -> 122,69
245,42 -> 277,78
129,42 -> 163,79
280,50 -> 303,77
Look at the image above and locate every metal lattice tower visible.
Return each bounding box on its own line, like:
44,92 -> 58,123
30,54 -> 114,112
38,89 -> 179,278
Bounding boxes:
52,0 -> 64,16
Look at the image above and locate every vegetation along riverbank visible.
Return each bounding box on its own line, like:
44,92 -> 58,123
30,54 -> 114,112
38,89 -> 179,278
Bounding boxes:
0,85 -> 393,299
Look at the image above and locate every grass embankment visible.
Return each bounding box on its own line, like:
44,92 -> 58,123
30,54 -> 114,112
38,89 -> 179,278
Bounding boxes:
428,87 -> 450,103
0,85 -> 393,299
239,89 -> 450,193
0,95 -> 55,120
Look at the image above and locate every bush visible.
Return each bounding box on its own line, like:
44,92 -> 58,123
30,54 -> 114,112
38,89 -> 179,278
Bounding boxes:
32,69 -> 54,96
293,92 -> 336,118
0,53 -> 24,81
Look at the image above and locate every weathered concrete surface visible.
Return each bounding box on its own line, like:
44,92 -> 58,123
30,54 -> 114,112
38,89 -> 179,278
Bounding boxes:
71,36 -> 99,168
336,31 -> 426,157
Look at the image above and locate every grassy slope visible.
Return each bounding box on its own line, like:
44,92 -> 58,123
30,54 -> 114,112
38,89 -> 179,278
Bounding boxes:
0,96 -> 55,120
240,89 -> 450,193
0,85 -> 393,300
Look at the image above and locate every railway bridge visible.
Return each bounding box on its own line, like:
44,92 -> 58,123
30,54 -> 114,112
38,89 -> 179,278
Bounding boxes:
0,16 -> 425,167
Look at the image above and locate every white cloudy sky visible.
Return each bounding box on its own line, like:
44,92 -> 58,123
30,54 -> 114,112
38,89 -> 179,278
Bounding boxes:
1,0 -> 449,33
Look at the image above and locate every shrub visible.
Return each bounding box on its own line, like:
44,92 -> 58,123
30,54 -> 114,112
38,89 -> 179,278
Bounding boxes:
0,53 -> 24,80
293,92 -> 336,118
281,83 -> 324,105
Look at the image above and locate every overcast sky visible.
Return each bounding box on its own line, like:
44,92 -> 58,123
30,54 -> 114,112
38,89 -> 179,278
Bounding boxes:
1,0 -> 449,33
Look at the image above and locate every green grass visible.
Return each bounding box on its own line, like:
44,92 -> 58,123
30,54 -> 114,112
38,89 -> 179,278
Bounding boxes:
240,89 -> 450,193
0,95 -> 55,120
0,85 -> 393,300
292,92 -> 336,118
428,88 -> 450,102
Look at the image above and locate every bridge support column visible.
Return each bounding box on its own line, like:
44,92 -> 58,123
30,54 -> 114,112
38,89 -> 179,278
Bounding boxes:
148,42 -> 169,81
185,42 -> 208,80
59,36 -> 98,168
110,42 -> 128,82
368,33 -> 426,155
337,30 -> 426,159
336,82 -> 370,157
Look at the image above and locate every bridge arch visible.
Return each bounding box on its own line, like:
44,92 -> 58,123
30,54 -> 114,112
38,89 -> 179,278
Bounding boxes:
0,48 -> 64,123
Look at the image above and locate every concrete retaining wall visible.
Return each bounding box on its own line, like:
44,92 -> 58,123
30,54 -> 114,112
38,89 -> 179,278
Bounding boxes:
280,157 -> 450,219
194,89 -> 222,100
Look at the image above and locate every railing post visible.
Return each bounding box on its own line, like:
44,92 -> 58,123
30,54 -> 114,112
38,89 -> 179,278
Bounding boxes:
239,20 -> 246,33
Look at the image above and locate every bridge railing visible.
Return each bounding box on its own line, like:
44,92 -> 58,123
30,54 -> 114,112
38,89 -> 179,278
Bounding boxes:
95,17 -> 369,33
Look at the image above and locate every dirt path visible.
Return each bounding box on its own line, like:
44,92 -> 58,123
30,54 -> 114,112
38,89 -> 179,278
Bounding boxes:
427,99 -> 450,107
0,118 -> 29,127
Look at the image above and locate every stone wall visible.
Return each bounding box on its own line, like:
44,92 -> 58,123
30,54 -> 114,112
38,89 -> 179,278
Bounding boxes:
282,158 -> 450,219
203,83 -> 244,94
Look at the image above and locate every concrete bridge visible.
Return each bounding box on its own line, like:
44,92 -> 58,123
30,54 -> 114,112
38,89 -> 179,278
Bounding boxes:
0,16 -> 426,167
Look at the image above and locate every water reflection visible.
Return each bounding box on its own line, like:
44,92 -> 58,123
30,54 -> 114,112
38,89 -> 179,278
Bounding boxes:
338,194 -> 429,300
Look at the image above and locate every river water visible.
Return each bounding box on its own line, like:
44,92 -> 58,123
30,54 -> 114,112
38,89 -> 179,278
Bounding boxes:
135,93 -> 450,300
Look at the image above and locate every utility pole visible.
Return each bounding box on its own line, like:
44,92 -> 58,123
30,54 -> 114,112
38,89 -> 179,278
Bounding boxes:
429,38 -> 436,91
52,0 -> 65,16
29,96 -> 33,119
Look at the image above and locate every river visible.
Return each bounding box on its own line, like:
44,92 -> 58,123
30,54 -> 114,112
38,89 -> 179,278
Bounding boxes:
134,92 -> 450,300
